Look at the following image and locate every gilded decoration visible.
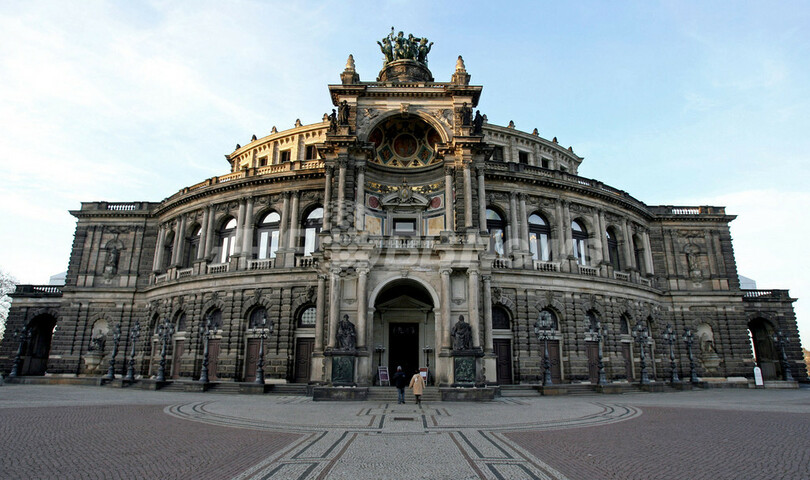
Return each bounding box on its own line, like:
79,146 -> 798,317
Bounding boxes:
368,117 -> 441,168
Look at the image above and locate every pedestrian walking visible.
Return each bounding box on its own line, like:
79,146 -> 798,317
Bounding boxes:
409,369 -> 425,405
392,366 -> 408,404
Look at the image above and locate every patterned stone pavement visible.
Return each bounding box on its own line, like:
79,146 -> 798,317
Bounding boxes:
0,385 -> 808,479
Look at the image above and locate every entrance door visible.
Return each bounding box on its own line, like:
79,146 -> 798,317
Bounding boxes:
22,316 -> 57,376
586,341 -> 599,383
494,339 -> 513,385
389,323 -> 419,376
545,340 -> 562,383
294,338 -> 314,383
171,339 -> 185,379
622,343 -> 634,381
244,338 -> 259,382
208,339 -> 220,381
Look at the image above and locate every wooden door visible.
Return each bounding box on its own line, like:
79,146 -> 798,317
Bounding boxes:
171,340 -> 185,379
586,341 -> 599,383
622,343 -> 634,381
493,339 -> 513,385
294,338 -> 314,383
244,338 -> 260,382
546,340 -> 562,383
208,339 -> 220,381
389,323 -> 419,376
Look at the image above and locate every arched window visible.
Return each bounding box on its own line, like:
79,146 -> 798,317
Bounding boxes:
248,307 -> 267,329
175,312 -> 187,332
620,314 -> 631,335
205,309 -> 223,330
572,220 -> 588,266
528,213 -> 551,262
298,306 -> 316,328
184,226 -> 201,267
162,231 -> 175,270
492,306 -> 510,330
218,218 -> 237,264
486,209 -> 506,256
257,212 -> 281,259
302,207 -> 323,257
606,227 -> 621,271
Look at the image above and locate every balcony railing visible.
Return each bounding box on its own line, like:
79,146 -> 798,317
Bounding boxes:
578,265 -> 599,277
492,258 -> 512,269
533,261 -> 560,272
296,257 -> 319,268
614,271 -> 631,282
207,263 -> 230,274
12,285 -> 63,296
742,289 -> 791,300
373,237 -> 436,249
248,258 -> 275,270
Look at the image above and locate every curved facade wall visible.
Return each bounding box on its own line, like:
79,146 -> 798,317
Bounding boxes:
1,50 -> 805,386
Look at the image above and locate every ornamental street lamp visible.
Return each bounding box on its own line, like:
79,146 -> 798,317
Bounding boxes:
199,314 -> 216,383
103,322 -> 122,380
631,321 -> 651,385
124,323 -> 141,382
661,324 -> 680,384
773,330 -> 794,382
422,346 -> 434,385
9,327 -> 31,378
254,313 -> 274,385
682,327 -> 698,383
534,312 -> 553,386
155,318 -> 174,383
594,321 -> 608,386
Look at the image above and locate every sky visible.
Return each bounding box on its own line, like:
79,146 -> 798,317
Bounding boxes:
0,1 -> 808,346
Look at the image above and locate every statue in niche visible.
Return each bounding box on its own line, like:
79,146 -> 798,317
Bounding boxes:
338,100 -> 350,126
88,333 -> 106,353
684,244 -> 703,280
472,110 -> 484,134
328,109 -> 338,133
336,314 -> 356,351
460,102 -> 472,126
104,245 -> 120,276
451,315 -> 473,351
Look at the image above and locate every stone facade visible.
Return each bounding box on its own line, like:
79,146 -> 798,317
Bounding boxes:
1,36 -> 805,386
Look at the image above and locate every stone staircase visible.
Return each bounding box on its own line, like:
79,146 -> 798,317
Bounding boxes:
366,386 -> 442,402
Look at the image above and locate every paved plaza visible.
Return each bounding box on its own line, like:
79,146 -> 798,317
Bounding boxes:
1,385 -> 809,479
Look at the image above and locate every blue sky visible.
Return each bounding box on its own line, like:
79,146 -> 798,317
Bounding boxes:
1,1 -> 808,346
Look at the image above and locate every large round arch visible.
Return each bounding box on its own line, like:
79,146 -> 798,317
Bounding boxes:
23,314 -> 57,376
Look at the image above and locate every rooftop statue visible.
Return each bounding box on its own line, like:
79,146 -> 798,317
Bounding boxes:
378,27 -> 433,68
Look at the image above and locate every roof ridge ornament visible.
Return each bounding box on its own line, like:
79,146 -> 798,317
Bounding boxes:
375,28 -> 435,83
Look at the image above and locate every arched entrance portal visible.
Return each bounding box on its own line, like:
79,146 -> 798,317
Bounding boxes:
749,318 -> 782,380
372,280 -> 435,381
23,314 -> 57,375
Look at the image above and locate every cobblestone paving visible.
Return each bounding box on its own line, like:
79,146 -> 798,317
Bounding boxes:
1,385 -> 808,479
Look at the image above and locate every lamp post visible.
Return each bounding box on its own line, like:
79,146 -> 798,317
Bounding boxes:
254,313 -> 273,385
632,321 -> 650,385
594,321 -> 607,386
199,314 -> 216,383
661,323 -> 680,384
155,318 -> 174,383
773,330 -> 794,382
534,312 -> 553,386
124,323 -> 141,382
422,345 -> 434,385
103,322 -> 122,380
9,326 -> 31,378
682,327 -> 698,383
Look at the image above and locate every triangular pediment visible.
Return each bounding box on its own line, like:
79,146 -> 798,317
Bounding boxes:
377,294 -> 432,312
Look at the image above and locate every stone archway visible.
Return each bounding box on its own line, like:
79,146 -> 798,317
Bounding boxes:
749,318 -> 781,380
22,315 -> 57,376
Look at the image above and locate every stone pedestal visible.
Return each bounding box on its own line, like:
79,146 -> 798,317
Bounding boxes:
331,356 -> 355,386
81,353 -> 104,375
440,387 -> 496,401
453,356 -> 476,385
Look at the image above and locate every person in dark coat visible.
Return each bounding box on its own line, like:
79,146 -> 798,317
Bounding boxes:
392,366 -> 408,404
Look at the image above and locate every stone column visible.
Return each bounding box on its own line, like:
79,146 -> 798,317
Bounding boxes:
279,192 -> 290,250
288,191 -> 300,249
233,199 -> 246,256
555,200 -> 566,263
562,201 -> 572,257
477,166 -> 487,231
355,166 -> 365,231
509,192 -> 519,255
153,224 -> 165,271
170,217 -> 183,266
327,267 -> 341,349
520,193 -> 530,247
643,230 -> 655,275
315,274 -> 326,352
623,220 -> 635,270
337,158 -> 347,229
440,268 -> 452,350
197,208 -> 209,261
590,210 -> 604,266
598,210 -> 610,264
467,268 -> 481,348
323,166 -> 333,231
242,197 -> 255,259
204,205 -> 216,260
482,275 -> 493,353
444,166 -> 455,231
356,268 -> 368,348
463,162 -> 473,229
